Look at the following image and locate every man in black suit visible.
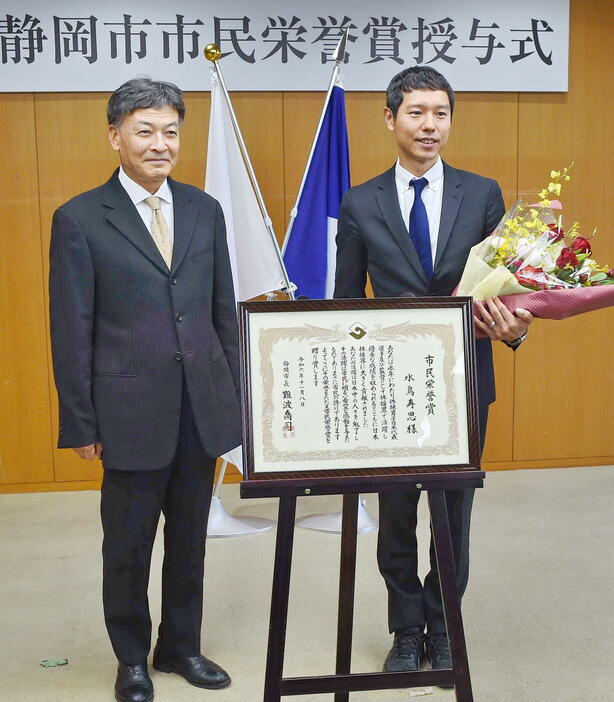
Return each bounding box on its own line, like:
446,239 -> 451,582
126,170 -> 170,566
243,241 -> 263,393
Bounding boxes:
334,67 -> 533,678
49,78 -> 241,702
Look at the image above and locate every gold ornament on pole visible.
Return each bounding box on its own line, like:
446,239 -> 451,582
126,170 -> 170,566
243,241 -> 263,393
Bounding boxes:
204,43 -> 222,62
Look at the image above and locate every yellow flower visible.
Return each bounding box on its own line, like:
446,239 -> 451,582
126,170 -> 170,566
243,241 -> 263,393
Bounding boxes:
550,170 -> 561,179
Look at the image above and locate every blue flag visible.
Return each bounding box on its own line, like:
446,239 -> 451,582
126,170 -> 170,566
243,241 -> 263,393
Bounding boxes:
283,85 -> 350,299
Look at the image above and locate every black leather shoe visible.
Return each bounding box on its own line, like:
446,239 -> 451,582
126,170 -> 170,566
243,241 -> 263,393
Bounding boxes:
153,646 -> 231,689
383,631 -> 424,672
425,633 -> 453,688
114,663 -> 153,702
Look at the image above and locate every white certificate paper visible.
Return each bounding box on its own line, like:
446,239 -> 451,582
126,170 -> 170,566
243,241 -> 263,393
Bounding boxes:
246,306 -> 470,473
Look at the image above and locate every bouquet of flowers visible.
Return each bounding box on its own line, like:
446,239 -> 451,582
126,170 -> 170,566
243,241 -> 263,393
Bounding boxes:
456,164 -> 614,320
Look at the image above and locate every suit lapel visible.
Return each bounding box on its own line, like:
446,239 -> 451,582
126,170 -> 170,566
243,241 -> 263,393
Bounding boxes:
168,178 -> 197,274
375,168 -> 428,285
434,162 -> 464,269
103,171 -> 169,274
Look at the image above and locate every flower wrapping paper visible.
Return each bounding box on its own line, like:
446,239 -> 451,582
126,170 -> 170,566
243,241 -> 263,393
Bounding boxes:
456,284 -> 614,339
483,285 -> 614,320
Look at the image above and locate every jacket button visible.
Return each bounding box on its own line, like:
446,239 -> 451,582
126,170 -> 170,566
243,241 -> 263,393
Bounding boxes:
170,277 -> 177,286
176,314 -> 183,322
175,352 -> 183,361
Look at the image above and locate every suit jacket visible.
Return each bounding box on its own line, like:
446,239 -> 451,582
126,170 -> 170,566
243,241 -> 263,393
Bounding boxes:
49,170 -> 241,470
334,162 -> 505,407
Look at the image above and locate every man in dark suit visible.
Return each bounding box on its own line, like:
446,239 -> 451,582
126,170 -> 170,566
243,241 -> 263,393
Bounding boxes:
49,78 -> 241,702
334,67 -> 533,678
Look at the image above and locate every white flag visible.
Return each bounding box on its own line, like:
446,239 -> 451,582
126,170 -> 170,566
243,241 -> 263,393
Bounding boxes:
205,72 -> 286,302
205,72 -> 286,472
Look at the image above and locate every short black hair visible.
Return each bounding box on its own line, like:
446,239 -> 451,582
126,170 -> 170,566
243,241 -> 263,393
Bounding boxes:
386,66 -> 455,118
107,76 -> 185,126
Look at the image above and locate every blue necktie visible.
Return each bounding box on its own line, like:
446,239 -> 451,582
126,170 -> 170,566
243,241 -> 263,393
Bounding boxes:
408,177 -> 433,280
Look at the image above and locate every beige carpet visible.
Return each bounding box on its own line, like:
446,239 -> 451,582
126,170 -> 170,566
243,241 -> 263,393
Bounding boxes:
1,465 -> 613,701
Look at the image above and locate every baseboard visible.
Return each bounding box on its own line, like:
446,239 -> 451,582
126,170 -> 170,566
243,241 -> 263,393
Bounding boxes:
483,456 -> 614,471
2,457 -> 611,494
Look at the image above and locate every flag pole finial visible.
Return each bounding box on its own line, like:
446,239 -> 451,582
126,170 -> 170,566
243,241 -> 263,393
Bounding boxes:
331,28 -> 349,64
204,43 -> 222,62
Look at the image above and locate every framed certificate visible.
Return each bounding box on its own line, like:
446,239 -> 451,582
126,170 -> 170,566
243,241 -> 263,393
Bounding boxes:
239,297 -> 481,489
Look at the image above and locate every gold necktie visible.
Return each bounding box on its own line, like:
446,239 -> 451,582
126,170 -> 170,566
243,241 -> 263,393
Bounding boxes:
144,196 -> 172,268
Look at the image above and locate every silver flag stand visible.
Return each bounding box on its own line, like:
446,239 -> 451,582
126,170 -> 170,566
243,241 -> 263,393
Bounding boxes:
296,497 -> 378,534
207,460 -> 275,538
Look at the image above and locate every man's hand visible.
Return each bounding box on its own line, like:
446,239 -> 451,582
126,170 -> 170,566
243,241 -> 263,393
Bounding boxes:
474,296 -> 533,342
72,443 -> 103,461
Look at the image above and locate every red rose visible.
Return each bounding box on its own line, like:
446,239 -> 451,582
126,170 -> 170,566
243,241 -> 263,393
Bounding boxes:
556,247 -> 579,269
547,223 -> 564,242
608,268 -> 614,278
570,236 -> 591,255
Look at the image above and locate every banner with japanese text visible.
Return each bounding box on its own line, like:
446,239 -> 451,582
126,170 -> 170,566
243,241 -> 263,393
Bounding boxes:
0,1 -> 568,92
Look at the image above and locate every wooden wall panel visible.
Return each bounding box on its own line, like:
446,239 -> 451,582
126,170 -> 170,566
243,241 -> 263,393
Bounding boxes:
346,92 -> 396,185
195,91 -> 284,482
1,0 -> 613,493
34,91 -> 285,482
443,94 -> 518,204
0,94 -> 54,484
36,93 -> 114,482
285,90 -> 520,464
283,92 -> 327,226
513,0 -> 614,461
172,92 -> 210,188
443,94 -> 519,463
178,91 -> 287,243
345,90 -> 520,463
231,93 -> 286,241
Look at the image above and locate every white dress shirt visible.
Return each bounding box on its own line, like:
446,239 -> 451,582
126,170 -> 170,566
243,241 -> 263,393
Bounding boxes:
394,157 -> 444,262
118,167 -> 174,245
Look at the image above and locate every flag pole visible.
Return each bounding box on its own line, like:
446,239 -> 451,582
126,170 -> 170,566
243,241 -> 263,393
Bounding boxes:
204,44 -> 295,300
281,29 -> 348,256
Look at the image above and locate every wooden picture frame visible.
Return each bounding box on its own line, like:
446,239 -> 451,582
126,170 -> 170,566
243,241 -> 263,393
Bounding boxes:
239,297 -> 481,494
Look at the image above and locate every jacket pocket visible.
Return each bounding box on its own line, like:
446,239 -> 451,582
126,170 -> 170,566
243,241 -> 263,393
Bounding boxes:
192,244 -> 214,262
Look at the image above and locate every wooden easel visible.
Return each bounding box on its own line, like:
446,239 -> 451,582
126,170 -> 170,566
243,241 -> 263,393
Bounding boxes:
241,471 -> 483,702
